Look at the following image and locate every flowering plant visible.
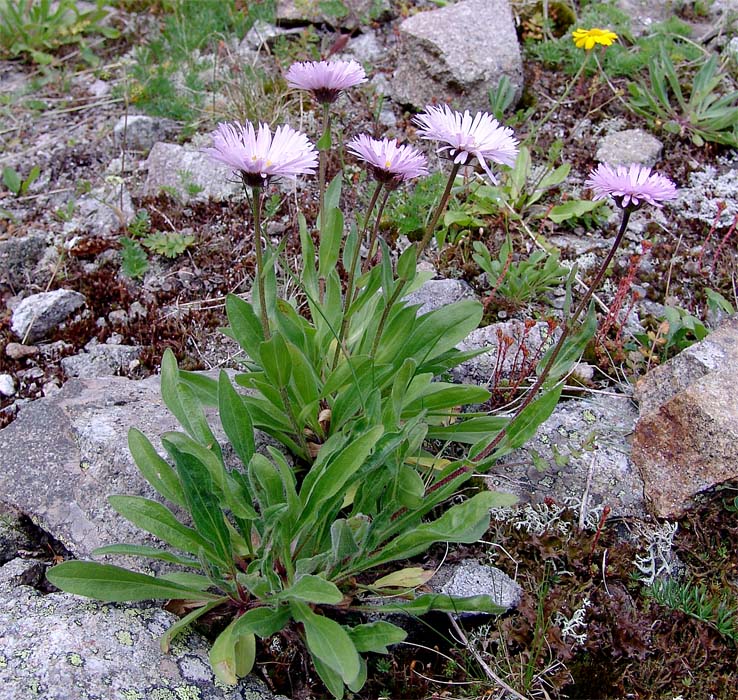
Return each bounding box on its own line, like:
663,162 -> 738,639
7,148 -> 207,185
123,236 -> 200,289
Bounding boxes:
47,57 -> 676,698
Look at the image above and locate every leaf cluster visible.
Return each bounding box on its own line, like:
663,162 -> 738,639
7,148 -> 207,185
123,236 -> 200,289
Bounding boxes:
0,0 -> 119,64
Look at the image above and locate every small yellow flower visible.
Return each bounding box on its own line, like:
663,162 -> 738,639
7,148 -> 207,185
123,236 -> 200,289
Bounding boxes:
572,27 -> 619,50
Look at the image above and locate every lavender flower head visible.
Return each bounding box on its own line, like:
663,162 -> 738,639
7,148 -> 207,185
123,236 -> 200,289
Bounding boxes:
413,105 -> 519,182
347,135 -> 428,188
585,163 -> 677,210
204,121 -> 317,188
285,59 -> 367,104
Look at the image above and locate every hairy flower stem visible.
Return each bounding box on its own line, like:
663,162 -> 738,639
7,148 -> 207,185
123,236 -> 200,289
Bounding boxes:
331,183 -> 384,369
417,161 -> 462,256
318,102 -> 331,235
425,208 -> 632,493
362,187 -> 392,274
250,185 -> 270,340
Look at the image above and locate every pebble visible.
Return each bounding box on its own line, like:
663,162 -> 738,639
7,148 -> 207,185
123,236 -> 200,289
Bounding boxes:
5,343 -> 39,360
0,374 -> 16,397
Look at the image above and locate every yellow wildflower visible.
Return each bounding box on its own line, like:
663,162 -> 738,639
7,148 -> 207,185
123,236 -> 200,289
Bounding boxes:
572,27 -> 619,50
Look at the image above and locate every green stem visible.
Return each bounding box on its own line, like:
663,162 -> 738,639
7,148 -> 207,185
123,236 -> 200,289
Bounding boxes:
251,185 -> 270,340
318,102 -> 331,235
332,182 -> 383,370
417,161 -> 462,257
425,207 -> 633,492
361,187 -> 392,275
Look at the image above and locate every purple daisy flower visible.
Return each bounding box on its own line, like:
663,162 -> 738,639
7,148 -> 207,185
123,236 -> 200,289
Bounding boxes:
413,105 -> 519,182
204,121 -> 317,187
585,163 -> 677,210
347,135 -> 428,188
285,59 -> 367,104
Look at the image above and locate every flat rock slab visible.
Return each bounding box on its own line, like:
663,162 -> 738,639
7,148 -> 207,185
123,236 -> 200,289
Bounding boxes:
486,393 -> 646,518
0,558 -> 283,700
595,128 -> 663,167
392,0 -> 523,111
403,278 -> 476,315
632,315 -> 738,518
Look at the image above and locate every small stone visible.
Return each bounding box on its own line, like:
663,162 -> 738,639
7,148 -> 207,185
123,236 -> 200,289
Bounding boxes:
0,374 -> 16,397
107,309 -> 128,326
595,128 -> 664,168
61,344 -> 142,379
10,289 -> 87,343
436,560 -> 522,610
0,234 -> 48,291
128,301 -> 147,320
113,114 -> 179,152
5,343 -> 39,360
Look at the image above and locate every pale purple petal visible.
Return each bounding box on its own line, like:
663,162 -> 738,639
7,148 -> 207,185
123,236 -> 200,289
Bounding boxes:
204,121 -> 317,187
585,163 -> 677,209
285,59 -> 367,103
347,134 -> 428,185
413,105 -> 519,182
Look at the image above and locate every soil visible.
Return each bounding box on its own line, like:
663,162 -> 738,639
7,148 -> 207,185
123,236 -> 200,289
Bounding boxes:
1,3 -> 737,699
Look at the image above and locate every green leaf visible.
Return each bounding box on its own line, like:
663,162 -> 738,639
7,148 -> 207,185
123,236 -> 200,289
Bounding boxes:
548,199 -> 601,224
160,599 -> 225,652
372,593 -> 507,615
92,544 -> 198,568
279,575 -> 343,604
259,332 -> 292,387
46,561 -> 220,602
291,601 -> 361,685
348,621 -> 407,653
210,616 -> 256,685
230,605 -> 291,638
312,656 -> 345,699
371,567 -> 435,591
318,208 -> 344,278
168,447 -> 232,565
2,166 -> 21,195
107,495 -> 210,557
226,294 -> 264,363
20,164 -> 41,195
128,428 -> 185,507
217,371 -> 255,466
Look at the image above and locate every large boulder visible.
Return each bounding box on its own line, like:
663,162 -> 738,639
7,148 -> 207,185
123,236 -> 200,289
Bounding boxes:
0,558 -> 284,700
391,0 -> 523,112
632,315 -> 738,518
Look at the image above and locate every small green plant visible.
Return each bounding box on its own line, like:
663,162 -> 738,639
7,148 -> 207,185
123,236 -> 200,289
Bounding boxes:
628,48 -> 738,147
0,0 -> 118,64
2,164 -> 41,196
634,304 -> 709,363
646,578 -> 738,643
142,231 -> 196,258
382,172 -> 447,240
128,209 -> 152,238
120,237 -> 150,279
53,198 -> 76,222
472,236 -> 570,307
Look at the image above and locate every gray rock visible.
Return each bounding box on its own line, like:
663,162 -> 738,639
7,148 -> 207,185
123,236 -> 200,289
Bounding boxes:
392,0 -> 523,112
595,128 -> 664,167
0,374 -> 276,570
61,344 -> 142,378
10,289 -> 87,343
0,374 -> 16,397
241,19 -> 300,50
276,0 -> 391,28
0,558 -> 283,700
113,114 -> 180,153
341,31 -> 386,64
615,0 -> 673,35
435,560 -> 521,610
0,234 -> 48,290
5,342 -> 39,360
632,315 -> 738,518
486,394 -> 646,518
675,159 -> 738,227
403,278 -> 476,315
0,506 -> 32,565
63,184 -> 135,237
453,320 -> 559,385
143,142 -> 242,203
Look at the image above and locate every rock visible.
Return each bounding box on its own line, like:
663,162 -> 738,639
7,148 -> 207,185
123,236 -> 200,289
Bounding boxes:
61,344 -> 142,378
5,342 -> 39,360
0,374 -> 277,570
595,128 -> 664,168
675,159 -> 738,227
113,114 -> 180,153
0,234 -> 48,291
340,31 -> 385,65
453,319 -> 559,385
143,141 -> 242,203
403,278 -> 476,315
0,558 -> 284,700
10,289 -> 87,343
0,374 -> 16,397
276,0 -> 391,28
392,0 -> 523,112
241,19 -> 300,50
108,309 -> 129,325
434,560 -> 522,610
615,0 -> 673,35
63,184 -> 135,237
486,394 -> 646,518
632,315 -> 738,518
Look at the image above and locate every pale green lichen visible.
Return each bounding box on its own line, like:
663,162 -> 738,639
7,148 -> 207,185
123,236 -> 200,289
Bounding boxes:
173,685 -> 202,700
149,689 -> 176,700
120,690 -> 144,700
66,652 -> 85,667
0,653 -> 7,669
115,629 -> 134,646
